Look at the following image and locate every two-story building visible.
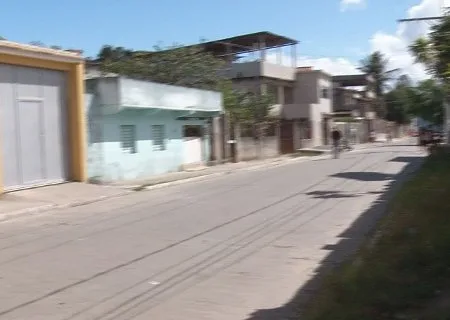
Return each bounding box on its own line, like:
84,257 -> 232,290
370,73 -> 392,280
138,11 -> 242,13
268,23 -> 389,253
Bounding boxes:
196,32 -> 333,153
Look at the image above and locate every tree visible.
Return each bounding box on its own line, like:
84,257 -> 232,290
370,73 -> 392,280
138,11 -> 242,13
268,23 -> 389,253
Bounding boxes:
384,75 -> 444,126
359,51 -> 400,118
97,45 -> 133,62
98,44 -> 275,123
409,14 -> 450,83
384,75 -> 414,124
409,14 -> 450,130
409,79 -> 445,125
99,44 -> 225,90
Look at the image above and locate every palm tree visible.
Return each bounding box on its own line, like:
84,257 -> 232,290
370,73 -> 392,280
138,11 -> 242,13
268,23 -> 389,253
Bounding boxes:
359,51 -> 400,118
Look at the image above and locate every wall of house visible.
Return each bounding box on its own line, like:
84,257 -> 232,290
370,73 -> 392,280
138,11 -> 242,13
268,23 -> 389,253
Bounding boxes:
237,137 -> 279,161
236,123 -> 279,161
261,62 -> 296,81
227,61 -> 295,82
315,77 -> 332,146
294,71 -> 319,104
232,78 -> 295,105
86,108 -> 209,182
119,78 -> 222,112
85,92 -> 104,182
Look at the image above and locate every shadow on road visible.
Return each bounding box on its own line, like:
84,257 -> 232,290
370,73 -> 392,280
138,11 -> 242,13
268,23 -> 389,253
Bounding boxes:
244,154 -> 425,320
330,171 -> 396,182
306,190 -> 359,199
389,156 -> 420,163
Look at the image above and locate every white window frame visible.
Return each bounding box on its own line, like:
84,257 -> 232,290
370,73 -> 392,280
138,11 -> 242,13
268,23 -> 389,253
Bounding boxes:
120,125 -> 137,154
152,124 -> 166,151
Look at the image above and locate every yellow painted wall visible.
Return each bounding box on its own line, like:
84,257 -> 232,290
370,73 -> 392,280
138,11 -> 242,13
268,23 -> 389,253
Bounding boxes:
0,53 -> 86,192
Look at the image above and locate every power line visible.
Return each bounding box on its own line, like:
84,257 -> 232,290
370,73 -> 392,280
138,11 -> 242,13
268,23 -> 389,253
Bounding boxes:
398,16 -> 444,22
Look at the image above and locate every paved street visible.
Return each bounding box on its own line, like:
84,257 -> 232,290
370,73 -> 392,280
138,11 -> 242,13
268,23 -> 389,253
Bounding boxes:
0,142 -> 424,320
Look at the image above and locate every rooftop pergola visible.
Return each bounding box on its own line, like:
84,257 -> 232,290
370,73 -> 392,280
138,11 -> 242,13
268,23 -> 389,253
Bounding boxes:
195,31 -> 299,67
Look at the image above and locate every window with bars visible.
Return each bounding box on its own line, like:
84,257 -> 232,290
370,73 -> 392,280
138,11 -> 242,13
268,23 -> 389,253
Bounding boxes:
152,125 -> 166,151
120,125 -> 137,154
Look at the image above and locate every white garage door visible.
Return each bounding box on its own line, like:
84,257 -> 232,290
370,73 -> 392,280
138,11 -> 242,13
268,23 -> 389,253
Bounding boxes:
183,137 -> 203,165
0,64 -> 69,190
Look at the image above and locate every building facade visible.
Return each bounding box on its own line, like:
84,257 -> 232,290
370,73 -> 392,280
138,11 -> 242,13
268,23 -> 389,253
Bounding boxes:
85,75 -> 222,183
198,32 -> 332,151
0,41 -> 86,193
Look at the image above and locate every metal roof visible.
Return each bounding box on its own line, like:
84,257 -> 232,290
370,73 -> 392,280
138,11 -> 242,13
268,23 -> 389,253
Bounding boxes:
197,31 -> 298,56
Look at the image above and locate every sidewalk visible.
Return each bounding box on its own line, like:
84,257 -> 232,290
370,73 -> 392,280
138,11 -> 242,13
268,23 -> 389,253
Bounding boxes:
0,155 -> 310,222
0,138 -> 410,222
0,183 -> 131,222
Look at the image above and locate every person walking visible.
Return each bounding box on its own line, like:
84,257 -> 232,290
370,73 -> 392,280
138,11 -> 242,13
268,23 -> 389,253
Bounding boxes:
331,127 -> 342,159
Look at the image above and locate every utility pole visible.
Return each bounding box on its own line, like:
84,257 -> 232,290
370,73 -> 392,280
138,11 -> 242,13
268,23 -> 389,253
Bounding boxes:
397,2 -> 450,144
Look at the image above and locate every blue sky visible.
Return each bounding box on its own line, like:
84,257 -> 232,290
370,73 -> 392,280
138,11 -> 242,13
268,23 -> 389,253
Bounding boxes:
0,0 -> 438,77
0,0 -> 414,58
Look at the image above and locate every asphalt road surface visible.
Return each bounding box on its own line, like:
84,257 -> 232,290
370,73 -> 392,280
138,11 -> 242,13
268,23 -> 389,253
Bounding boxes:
0,141 -> 425,320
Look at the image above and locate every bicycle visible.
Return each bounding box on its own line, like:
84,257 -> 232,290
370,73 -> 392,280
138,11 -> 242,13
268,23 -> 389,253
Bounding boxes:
332,141 -> 341,159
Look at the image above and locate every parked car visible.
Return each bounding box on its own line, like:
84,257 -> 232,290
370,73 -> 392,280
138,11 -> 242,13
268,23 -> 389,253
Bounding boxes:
432,130 -> 444,144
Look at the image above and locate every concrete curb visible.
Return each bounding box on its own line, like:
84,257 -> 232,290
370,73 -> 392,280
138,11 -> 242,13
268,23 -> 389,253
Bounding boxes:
139,155 -> 325,191
0,190 -> 132,223
141,172 -> 229,191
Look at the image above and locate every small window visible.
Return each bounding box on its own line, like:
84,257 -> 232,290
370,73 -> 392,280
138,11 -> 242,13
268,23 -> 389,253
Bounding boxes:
321,87 -> 329,99
152,125 -> 166,151
120,125 -> 137,154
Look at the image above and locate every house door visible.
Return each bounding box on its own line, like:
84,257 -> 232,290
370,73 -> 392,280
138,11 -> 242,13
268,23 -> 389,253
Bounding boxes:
279,120 -> 294,154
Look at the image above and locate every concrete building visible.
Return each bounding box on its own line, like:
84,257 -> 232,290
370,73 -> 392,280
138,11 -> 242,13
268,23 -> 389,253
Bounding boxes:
85,74 -> 222,183
197,32 -> 332,152
331,74 -> 378,142
0,41 -> 86,193
332,74 -> 376,117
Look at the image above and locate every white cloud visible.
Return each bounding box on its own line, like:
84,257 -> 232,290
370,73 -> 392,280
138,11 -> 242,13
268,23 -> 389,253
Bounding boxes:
340,0 -> 366,12
370,0 -> 447,82
266,0 -> 448,82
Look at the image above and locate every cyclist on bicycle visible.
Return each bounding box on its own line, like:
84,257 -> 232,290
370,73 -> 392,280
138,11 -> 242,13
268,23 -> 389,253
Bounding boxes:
331,127 -> 342,159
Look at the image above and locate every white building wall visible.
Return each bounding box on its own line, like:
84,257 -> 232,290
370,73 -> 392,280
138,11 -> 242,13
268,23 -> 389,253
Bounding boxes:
309,76 -> 332,147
